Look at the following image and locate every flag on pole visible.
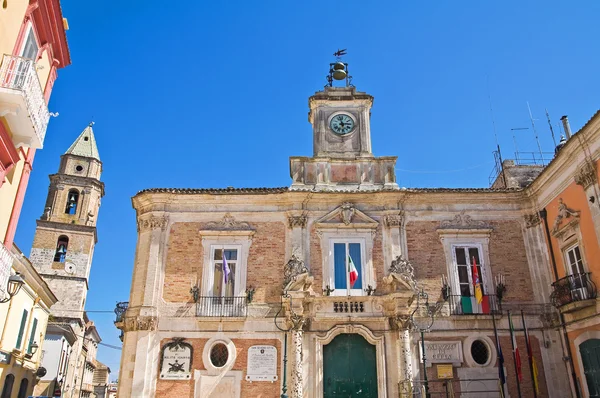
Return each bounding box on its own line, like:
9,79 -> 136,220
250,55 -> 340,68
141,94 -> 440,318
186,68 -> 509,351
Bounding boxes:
472,256 -> 483,304
522,310 -> 540,395
509,312 -> 523,382
348,254 -> 358,288
223,253 -> 231,285
493,314 -> 507,398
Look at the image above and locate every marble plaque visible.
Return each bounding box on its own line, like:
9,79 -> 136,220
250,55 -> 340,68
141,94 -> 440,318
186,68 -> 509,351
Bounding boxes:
160,338 -> 193,380
420,341 -> 463,366
246,345 -> 277,382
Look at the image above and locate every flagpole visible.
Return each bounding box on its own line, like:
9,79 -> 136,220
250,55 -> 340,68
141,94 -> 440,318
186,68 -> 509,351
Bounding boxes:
491,312 -> 506,398
521,310 -> 538,398
508,310 -> 522,398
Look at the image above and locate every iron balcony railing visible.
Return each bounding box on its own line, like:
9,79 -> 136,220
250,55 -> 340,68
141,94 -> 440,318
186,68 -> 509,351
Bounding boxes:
0,54 -> 49,148
551,272 -> 597,308
448,294 -> 500,315
0,244 -> 13,300
114,301 -> 129,323
196,296 -> 247,317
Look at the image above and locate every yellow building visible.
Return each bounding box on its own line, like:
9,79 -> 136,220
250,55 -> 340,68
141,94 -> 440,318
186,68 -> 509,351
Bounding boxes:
0,244 -> 57,397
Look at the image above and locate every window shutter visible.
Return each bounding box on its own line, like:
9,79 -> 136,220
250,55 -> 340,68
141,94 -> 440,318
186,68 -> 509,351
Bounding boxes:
27,318 -> 38,353
15,309 -> 28,350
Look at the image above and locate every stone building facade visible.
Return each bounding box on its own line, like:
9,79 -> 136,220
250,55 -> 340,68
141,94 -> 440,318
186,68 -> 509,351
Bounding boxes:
116,79 -> 599,397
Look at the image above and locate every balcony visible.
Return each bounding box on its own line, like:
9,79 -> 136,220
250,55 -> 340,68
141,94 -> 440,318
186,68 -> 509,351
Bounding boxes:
0,54 -> 49,149
196,296 -> 247,317
0,243 -> 13,299
551,272 -> 597,313
448,294 -> 500,315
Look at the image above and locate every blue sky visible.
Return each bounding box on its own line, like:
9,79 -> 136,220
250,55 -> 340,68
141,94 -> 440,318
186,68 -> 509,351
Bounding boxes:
13,1 -> 600,377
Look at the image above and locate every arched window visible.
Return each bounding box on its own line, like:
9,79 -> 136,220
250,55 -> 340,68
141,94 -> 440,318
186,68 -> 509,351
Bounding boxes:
1,374 -> 15,398
65,189 -> 79,215
53,236 -> 69,263
16,378 -> 28,398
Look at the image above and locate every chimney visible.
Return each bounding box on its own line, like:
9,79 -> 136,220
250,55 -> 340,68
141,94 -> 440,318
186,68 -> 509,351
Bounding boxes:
560,115 -> 572,139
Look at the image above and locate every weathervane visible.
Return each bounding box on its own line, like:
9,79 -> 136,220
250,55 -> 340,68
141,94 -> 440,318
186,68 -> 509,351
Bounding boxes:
326,49 -> 353,88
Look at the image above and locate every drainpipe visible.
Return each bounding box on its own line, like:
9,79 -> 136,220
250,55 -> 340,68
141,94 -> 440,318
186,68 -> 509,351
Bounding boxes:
539,208 -> 581,398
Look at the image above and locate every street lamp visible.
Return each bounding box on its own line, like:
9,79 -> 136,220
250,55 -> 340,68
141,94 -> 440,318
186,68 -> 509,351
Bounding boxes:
29,341 -> 39,355
410,289 -> 436,398
0,273 -> 25,303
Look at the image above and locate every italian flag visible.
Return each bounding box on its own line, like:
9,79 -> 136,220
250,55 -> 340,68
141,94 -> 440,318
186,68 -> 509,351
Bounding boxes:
509,312 -> 523,382
348,254 -> 358,288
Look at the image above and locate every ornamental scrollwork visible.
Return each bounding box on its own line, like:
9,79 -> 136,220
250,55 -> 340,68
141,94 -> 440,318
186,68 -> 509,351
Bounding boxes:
439,211 -> 489,229
287,313 -> 310,331
383,214 -> 404,227
137,216 -> 168,232
204,213 -> 252,230
340,202 -> 355,225
383,255 -> 419,293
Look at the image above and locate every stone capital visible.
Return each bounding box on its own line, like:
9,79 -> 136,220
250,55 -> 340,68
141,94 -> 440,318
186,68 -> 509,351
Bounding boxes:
120,316 -> 158,332
574,161 -> 597,189
137,216 -> 168,232
524,213 -> 541,228
383,214 -> 403,227
288,215 -> 308,229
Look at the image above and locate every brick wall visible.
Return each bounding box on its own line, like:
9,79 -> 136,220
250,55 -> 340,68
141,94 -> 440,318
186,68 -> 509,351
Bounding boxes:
163,222 -> 285,303
405,220 -> 533,303
163,222 -> 203,303
155,338 -> 281,398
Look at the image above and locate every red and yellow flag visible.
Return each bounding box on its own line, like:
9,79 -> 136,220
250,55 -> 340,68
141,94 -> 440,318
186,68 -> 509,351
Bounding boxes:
472,256 -> 483,304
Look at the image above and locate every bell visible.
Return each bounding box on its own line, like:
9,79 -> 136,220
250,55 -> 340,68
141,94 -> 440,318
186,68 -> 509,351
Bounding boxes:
332,69 -> 347,80
69,194 -> 76,202
333,62 -> 345,71
57,245 -> 66,254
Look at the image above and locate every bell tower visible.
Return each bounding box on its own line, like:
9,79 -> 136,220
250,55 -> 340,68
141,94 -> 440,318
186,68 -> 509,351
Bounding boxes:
29,123 -> 104,318
289,53 -> 399,191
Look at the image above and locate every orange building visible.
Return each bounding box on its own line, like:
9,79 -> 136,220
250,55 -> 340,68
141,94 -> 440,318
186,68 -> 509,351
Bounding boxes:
532,113 -> 600,397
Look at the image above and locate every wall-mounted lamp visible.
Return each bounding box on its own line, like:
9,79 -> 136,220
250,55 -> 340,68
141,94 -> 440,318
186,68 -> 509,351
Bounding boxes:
0,273 -> 25,304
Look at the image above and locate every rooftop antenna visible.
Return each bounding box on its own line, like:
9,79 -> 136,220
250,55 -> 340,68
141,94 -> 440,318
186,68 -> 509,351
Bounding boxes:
527,102 -> 545,164
545,109 -> 557,147
486,76 -> 507,188
511,127 -> 528,164
326,49 -> 352,88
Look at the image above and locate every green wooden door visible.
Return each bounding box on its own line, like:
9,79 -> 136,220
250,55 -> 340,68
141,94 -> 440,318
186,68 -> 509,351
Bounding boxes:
323,333 -> 378,397
580,339 -> 600,397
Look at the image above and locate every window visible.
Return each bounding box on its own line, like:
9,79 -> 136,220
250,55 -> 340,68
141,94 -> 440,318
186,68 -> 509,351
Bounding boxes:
451,245 -> 494,314
15,309 -> 28,350
565,245 -> 585,276
53,236 -> 68,263
211,247 -> 238,297
1,374 -> 14,398
329,240 -> 364,296
27,318 -> 37,354
21,26 -> 39,60
209,343 -> 229,368
65,190 -> 79,215
470,340 -> 490,365
16,378 -> 28,398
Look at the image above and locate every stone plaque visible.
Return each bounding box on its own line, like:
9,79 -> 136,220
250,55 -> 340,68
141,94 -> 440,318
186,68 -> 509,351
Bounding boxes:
160,338 -> 192,380
420,341 -> 463,367
245,345 -> 277,382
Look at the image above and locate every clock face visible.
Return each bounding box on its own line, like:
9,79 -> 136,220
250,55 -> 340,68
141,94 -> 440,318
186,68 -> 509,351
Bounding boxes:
330,114 -> 355,135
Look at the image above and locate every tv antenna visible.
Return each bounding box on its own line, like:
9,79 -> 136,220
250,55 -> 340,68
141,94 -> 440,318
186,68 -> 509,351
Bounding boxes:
511,127 -> 528,164
545,109 -> 557,147
527,102 -> 545,164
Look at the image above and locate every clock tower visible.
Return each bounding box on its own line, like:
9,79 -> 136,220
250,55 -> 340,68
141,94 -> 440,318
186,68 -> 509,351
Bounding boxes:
290,59 -> 399,190
29,123 -> 104,319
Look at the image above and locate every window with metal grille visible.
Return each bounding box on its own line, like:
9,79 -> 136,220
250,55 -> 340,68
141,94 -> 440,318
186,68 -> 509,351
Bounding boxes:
209,343 -> 229,368
470,339 -> 490,365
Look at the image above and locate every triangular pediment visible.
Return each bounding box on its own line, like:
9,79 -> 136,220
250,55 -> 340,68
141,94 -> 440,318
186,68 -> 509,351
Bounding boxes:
315,203 -> 378,229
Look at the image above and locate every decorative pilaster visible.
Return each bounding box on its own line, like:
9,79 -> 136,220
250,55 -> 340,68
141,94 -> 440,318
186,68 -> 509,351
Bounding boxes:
574,161 -> 600,246
400,329 -> 414,397
291,329 -> 303,398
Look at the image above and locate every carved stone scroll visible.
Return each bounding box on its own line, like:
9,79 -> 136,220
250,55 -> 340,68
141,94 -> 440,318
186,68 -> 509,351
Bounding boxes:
383,214 -> 403,227
439,211 -> 489,229
552,198 -> 580,234
121,316 -> 158,332
288,215 -> 308,229
383,256 -> 419,293
204,213 -> 253,231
